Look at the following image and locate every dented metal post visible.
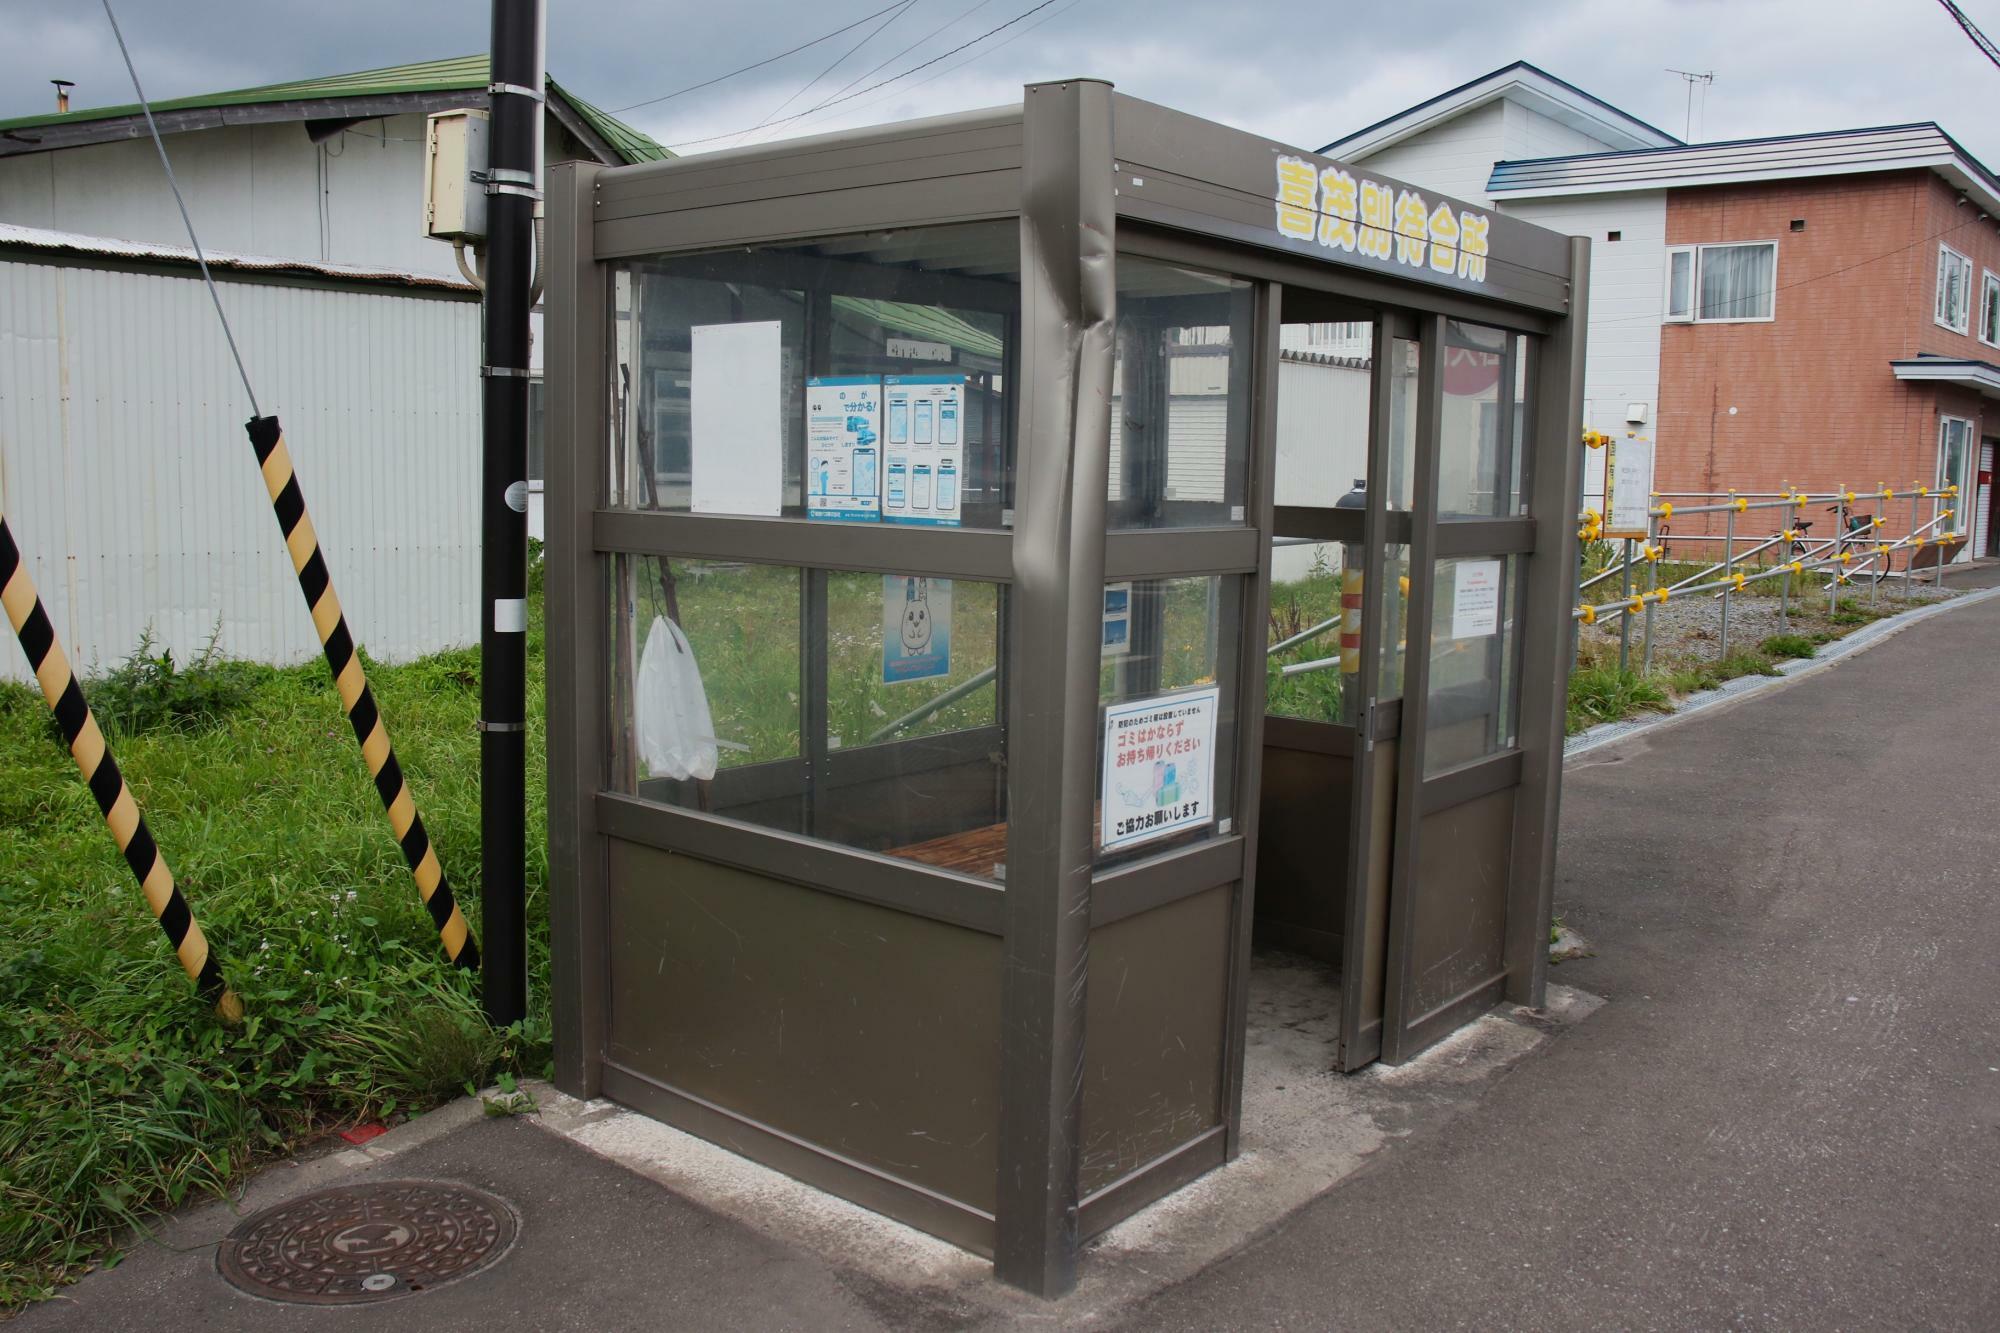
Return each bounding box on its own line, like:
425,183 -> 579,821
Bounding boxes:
994,78 -> 1116,1299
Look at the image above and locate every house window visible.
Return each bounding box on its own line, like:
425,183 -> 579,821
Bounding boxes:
1938,416 -> 1973,518
1665,248 -> 1694,321
1936,245 -> 1973,334
1980,271 -> 2000,348
1663,242 -> 1777,323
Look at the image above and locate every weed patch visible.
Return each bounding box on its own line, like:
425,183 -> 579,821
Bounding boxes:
1265,566 -> 1347,723
1565,664 -> 1669,734
1662,651 -> 1780,696
84,628 -> 268,737
1758,633 -> 1819,661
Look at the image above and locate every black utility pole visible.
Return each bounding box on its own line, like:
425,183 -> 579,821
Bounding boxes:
479,0 -> 542,1026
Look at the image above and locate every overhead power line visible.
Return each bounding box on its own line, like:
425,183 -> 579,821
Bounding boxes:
732,0 -> 921,147
611,0 -> 914,114
798,0 -> 1003,118
101,0 -> 259,416
790,0 -> 1085,133
661,0 -> 1065,150
1936,0 -> 2000,70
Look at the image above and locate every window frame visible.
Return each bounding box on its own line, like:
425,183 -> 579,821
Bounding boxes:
1935,244 -> 1974,335
1662,241 -> 1779,325
1937,414 -> 1974,499
1979,270 -> 2000,349
1662,247 -> 1693,323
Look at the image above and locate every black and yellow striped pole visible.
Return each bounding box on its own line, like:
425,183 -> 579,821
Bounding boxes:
246,415 -> 479,970
1,514 -> 243,1021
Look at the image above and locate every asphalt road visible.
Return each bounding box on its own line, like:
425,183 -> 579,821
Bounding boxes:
1118,586 -> 2000,1329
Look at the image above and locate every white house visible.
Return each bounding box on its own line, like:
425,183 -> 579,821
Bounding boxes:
1320,62 -> 1683,506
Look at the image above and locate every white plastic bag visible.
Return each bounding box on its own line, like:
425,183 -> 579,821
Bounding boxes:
635,616 -> 719,781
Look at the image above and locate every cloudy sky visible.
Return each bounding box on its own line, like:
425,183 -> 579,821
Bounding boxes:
6,0 -> 2000,166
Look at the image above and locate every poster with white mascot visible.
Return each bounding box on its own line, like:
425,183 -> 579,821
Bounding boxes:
882,576 -> 952,685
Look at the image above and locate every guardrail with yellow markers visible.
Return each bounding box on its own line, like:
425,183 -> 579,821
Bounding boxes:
1573,479 -> 1965,672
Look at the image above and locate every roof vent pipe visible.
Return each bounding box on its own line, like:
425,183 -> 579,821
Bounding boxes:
52,79 -> 74,113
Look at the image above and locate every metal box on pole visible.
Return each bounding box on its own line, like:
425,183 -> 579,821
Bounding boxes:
423,109 -> 489,242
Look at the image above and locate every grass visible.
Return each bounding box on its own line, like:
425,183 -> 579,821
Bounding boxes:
629,562 -> 1229,776
1758,632 -> 1826,661
1564,663 -> 1670,734
1565,583 -> 1916,736
1659,650 -> 1783,697
0,572 -> 549,1307
1265,565 -> 1347,722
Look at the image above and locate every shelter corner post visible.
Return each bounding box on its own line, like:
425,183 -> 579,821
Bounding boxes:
994,77 -> 1117,1298
1506,233 -> 1590,1008
546,158 -> 610,1098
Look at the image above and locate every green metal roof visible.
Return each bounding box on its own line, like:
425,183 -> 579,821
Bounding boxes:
0,54 -> 669,164
832,298 -> 1005,363
549,78 -> 671,163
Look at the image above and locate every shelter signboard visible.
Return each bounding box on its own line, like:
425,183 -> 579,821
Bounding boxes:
1100,686 -> 1219,852
1607,435 -> 1655,538
1103,95 -> 1574,312
689,322 -> 784,516
1274,156 -> 1493,287
1451,559 -> 1502,639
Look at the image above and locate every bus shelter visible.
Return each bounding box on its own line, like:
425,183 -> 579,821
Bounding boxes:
543,80 -> 1587,1297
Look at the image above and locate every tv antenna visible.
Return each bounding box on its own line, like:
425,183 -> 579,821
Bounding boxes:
1665,68 -> 1713,141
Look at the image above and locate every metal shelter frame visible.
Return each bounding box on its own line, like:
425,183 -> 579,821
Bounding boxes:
544,80 -> 1588,1297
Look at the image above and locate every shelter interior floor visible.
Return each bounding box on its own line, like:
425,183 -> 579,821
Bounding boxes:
1241,947 -> 1346,1113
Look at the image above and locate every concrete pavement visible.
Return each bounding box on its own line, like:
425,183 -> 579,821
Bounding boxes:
18,1106 -> 908,1332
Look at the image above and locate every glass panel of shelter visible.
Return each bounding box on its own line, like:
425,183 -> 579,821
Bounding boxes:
1426,320 -> 1532,776
1109,257 -> 1256,529
1267,310 -> 1396,728
602,227 -> 1264,884
1096,256 -> 1257,872
1254,295 -> 1538,1059
608,223 -> 1019,524
605,222 -> 1022,879
1253,286 -> 1398,1051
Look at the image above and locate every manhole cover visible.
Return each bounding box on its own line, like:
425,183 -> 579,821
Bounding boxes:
217,1179 -> 516,1305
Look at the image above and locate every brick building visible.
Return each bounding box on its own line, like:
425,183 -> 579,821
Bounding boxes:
1321,69 -> 2000,562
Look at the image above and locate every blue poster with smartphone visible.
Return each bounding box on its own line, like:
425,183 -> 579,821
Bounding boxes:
806,376 -> 883,521
882,374 -> 964,527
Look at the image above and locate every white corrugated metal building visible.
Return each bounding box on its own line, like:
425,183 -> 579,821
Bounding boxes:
0,57 -> 667,683
0,225 -> 482,683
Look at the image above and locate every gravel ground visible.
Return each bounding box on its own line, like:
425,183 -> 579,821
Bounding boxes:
1581,574 -> 1963,670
